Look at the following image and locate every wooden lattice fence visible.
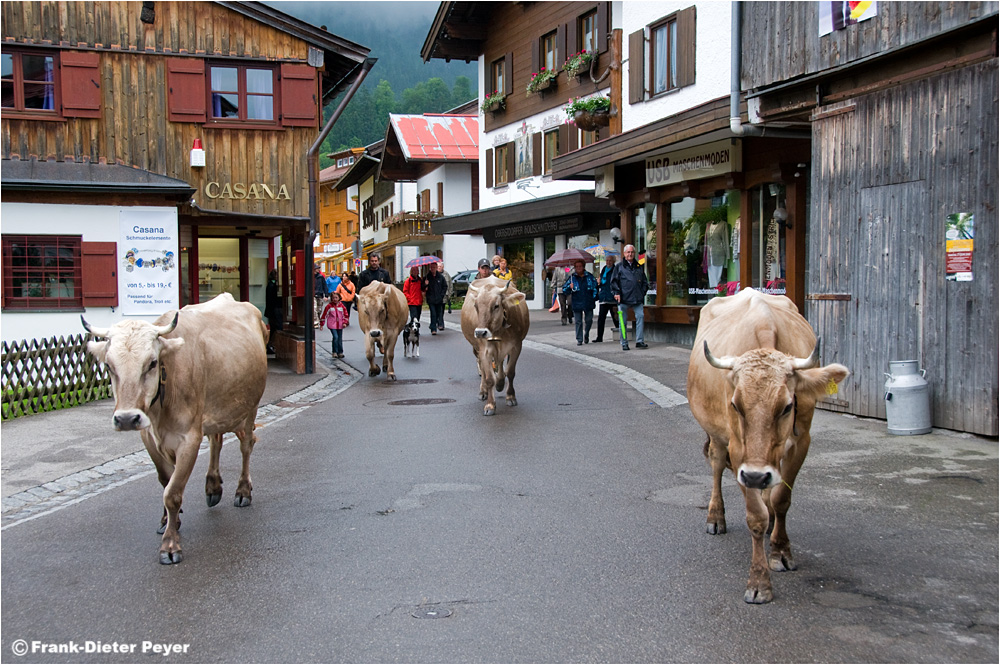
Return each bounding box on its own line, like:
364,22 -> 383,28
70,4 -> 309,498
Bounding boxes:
1,334 -> 111,420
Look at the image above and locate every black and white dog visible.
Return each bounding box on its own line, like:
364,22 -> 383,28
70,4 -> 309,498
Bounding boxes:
403,318 -> 420,358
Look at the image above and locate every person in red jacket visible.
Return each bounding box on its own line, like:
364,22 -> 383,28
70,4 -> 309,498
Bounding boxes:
403,266 -> 424,324
319,292 -> 349,359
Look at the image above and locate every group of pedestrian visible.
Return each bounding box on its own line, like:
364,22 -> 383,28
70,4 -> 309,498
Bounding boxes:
556,244 -> 649,350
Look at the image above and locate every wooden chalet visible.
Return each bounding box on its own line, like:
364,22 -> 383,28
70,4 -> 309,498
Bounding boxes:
1,1 -> 371,373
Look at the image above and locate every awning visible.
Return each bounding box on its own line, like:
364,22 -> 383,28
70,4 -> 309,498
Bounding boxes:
1,158 -> 195,200
431,190 -> 618,237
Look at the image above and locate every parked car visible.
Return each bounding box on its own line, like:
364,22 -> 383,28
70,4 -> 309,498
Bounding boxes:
450,270 -> 477,298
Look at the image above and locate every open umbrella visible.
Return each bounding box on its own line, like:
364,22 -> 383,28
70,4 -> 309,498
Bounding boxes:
405,255 -> 442,268
584,244 -> 619,258
544,248 -> 595,267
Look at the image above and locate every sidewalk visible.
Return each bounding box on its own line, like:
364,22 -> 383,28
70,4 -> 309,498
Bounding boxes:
3,307 -> 995,526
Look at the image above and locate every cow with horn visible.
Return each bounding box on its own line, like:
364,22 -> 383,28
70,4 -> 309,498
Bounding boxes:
460,276 -> 530,415
82,293 -> 269,564
686,288 -> 850,603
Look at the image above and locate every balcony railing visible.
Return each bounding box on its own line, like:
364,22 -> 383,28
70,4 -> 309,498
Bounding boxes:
385,211 -> 441,244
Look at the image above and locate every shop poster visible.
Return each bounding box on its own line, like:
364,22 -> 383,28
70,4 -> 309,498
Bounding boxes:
118,209 -> 180,315
945,212 -> 974,282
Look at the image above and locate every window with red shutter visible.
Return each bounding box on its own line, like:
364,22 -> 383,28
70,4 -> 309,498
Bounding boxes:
166,58 -> 206,123
280,63 -> 317,128
61,51 -> 101,118
1,235 -> 83,310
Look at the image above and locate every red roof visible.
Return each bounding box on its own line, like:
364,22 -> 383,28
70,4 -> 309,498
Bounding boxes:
388,113 -> 479,161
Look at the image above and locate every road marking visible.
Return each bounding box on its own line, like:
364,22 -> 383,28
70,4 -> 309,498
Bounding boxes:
522,340 -> 688,408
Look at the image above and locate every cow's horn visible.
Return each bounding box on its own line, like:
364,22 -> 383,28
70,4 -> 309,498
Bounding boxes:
503,280 -> 512,291
704,341 -> 736,369
81,315 -> 110,339
791,339 -> 821,370
154,312 -> 179,336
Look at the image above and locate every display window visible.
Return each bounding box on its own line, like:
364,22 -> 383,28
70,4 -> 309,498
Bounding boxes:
497,240 -> 535,299
198,238 -> 240,302
749,183 -> 787,294
660,190 -> 741,306
631,204 -> 657,305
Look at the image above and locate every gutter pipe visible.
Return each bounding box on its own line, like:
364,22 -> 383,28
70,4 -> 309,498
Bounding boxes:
730,2 -> 810,139
304,56 -> 377,374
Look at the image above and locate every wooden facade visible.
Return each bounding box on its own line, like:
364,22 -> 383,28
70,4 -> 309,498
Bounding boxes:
466,2 -> 613,135
742,2 -> 999,435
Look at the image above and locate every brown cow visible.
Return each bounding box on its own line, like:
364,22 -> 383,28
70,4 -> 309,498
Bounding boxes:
460,277 -> 530,415
357,281 -> 408,380
686,288 -> 849,603
82,293 -> 268,564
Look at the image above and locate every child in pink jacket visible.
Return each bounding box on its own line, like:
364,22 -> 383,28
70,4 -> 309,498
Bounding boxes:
320,292 -> 349,358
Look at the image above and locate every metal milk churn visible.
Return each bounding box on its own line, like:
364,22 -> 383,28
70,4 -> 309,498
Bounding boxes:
884,360 -> 932,435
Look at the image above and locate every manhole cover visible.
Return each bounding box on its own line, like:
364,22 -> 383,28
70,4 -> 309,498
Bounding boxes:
382,378 -> 438,385
387,398 -> 456,406
412,607 -> 453,619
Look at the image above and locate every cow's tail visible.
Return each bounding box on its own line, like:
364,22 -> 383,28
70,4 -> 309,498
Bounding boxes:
259,319 -> 269,346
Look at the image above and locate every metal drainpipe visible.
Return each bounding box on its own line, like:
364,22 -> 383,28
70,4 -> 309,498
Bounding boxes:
730,2 -> 809,139
304,57 -> 376,374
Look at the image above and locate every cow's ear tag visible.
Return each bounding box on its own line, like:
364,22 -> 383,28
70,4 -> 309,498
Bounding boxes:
825,378 -> 839,395
512,298 -> 521,306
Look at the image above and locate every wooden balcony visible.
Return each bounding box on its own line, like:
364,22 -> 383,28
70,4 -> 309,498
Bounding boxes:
385,211 -> 443,245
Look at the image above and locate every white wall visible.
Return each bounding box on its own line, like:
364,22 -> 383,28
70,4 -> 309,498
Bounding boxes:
621,1 -> 733,132
1,202 -> 176,343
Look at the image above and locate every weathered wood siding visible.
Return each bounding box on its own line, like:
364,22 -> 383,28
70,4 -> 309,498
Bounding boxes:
807,61 -> 998,435
1,1 -> 317,218
741,1 -> 999,90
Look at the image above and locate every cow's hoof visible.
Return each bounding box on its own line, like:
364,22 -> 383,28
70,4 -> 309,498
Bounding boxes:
483,406 -> 495,416
206,491 -> 222,507
506,396 -> 517,407
157,522 -> 166,535
744,586 -> 773,604
768,551 -> 796,572
706,520 -> 727,535
369,367 -> 381,377
387,372 -> 396,381
159,549 -> 183,565
234,494 -> 252,508
479,392 -> 488,401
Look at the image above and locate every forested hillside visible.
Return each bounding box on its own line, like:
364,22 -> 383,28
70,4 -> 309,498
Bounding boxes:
265,1 -> 479,166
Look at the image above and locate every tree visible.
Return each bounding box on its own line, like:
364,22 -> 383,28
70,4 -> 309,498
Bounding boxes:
451,76 -> 474,109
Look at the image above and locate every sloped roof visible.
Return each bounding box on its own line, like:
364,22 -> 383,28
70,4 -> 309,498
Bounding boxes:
388,114 -> 479,162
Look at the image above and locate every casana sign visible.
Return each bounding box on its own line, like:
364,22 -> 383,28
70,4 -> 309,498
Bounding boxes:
204,182 -> 291,200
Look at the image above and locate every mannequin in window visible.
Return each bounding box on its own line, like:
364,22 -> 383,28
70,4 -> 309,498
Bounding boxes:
704,220 -> 730,288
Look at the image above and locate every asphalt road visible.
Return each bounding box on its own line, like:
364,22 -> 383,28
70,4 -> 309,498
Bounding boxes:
1,316 -> 996,663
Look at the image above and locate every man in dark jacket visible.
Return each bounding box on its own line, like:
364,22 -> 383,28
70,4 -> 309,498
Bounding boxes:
422,261 -> 448,335
610,244 -> 649,350
358,254 -> 391,289
264,269 -> 282,355
562,259 -> 599,345
313,264 -> 329,328
595,254 -> 618,342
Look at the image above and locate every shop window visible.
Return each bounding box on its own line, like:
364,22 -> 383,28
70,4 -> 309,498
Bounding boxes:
1,235 -> 83,310
663,191 -> 741,306
197,238 -> 241,302
631,205 -> 658,305
749,184 -> 786,294
543,128 -> 560,175
209,64 -> 275,123
497,241 -> 534,299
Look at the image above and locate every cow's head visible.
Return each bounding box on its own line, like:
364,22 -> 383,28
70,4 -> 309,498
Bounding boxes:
82,314 -> 185,431
360,283 -> 393,339
705,341 -> 850,490
467,280 -> 524,340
